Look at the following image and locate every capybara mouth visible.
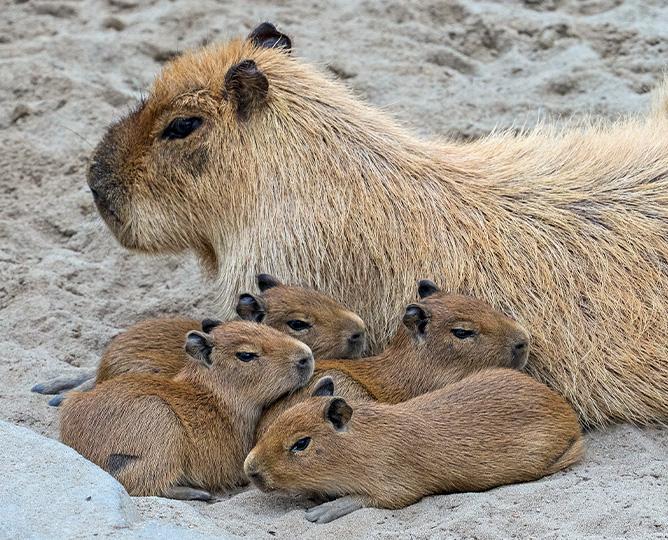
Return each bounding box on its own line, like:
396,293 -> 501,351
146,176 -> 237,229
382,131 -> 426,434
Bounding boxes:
247,471 -> 274,492
346,337 -> 367,358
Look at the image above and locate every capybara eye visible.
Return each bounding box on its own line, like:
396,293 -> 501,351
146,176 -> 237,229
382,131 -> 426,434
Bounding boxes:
235,351 -> 259,362
287,320 -> 312,332
161,117 -> 203,140
451,328 -> 476,340
290,437 -> 311,453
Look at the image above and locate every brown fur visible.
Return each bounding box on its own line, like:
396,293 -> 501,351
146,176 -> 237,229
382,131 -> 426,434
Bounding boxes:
245,368 -> 583,519
60,321 -> 313,497
34,274 -> 364,400
96,317 -> 198,383
87,25 -> 668,426
256,287 -> 530,435
97,275 -> 365,384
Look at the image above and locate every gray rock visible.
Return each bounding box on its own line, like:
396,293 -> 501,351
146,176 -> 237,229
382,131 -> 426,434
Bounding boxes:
0,421 -> 232,540
0,420 -> 136,539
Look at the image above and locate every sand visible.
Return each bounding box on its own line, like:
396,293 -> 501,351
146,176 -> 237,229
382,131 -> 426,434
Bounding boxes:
0,0 -> 666,538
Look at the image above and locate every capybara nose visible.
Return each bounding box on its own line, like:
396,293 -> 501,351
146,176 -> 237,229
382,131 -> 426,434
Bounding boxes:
512,340 -> 529,369
347,331 -> 367,356
298,354 -> 313,370
88,159 -> 114,210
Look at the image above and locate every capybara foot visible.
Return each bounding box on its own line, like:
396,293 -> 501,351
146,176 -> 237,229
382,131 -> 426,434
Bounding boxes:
48,394 -> 65,407
305,496 -> 364,523
32,371 -> 95,395
163,486 -> 213,501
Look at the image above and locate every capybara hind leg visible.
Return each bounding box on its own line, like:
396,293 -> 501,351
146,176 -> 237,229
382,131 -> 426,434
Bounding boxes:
111,452 -> 183,496
109,409 -> 186,496
31,370 -> 95,394
163,486 -> 213,501
546,436 -> 585,475
48,377 -> 98,407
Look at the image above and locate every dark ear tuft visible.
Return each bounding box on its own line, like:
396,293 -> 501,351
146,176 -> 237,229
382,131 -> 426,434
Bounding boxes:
256,273 -> 282,292
311,376 -> 335,397
224,59 -> 269,120
417,279 -> 440,299
325,398 -> 353,431
402,303 -> 429,339
236,293 -> 266,323
201,318 -> 223,334
248,22 -> 292,53
185,331 -> 213,367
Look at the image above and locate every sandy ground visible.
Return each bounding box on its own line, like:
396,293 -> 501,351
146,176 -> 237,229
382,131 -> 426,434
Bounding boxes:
1,0 -> 667,538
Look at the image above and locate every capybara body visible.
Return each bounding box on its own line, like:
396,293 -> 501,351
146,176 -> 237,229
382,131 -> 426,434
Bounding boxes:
256,282 -> 530,435
34,273 -> 364,403
245,369 -> 584,522
86,23 -> 668,426
60,321 -> 314,497
97,273 -> 365,383
96,317 -> 199,383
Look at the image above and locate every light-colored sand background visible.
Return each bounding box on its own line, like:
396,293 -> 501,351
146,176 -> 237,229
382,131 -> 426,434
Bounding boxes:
0,0 -> 666,538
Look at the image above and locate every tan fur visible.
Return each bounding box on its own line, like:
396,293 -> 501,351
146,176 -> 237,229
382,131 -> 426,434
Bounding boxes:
256,289 -> 530,435
34,275 -> 364,399
97,277 -> 365,384
87,26 -> 668,426
60,321 -> 313,497
245,368 -> 583,516
96,317 -> 199,383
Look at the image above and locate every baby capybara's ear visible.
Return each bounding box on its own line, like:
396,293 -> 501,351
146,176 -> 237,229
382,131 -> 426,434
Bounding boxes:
247,22 -> 292,53
224,60 -> 269,120
402,304 -> 430,340
236,293 -> 266,322
185,331 -> 213,367
324,398 -> 353,431
201,318 -> 223,333
256,273 -> 282,292
417,279 -> 440,299
311,376 -> 335,397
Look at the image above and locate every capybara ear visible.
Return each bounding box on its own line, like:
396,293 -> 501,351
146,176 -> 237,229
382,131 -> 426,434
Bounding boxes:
185,331 -> 213,367
201,318 -> 223,333
402,303 -> 430,340
224,60 -> 269,120
236,293 -> 266,322
247,22 -> 292,53
324,397 -> 352,431
417,279 -> 440,299
311,376 -> 335,397
256,273 -> 282,292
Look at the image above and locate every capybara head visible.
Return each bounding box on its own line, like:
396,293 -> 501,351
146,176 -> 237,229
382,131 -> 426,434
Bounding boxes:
244,376 -> 347,495
401,280 -> 530,370
86,22 -> 297,265
235,274 -> 367,358
184,319 -> 314,404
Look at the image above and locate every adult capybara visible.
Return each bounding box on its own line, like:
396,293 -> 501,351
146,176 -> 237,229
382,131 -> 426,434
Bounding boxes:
85,22 -> 668,426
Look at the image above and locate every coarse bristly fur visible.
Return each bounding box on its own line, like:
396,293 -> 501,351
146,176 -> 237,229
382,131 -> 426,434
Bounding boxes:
60,320 -> 314,497
33,273 -> 365,403
96,274 -> 366,381
255,282 -> 530,436
86,22 -> 668,427
245,368 -> 584,522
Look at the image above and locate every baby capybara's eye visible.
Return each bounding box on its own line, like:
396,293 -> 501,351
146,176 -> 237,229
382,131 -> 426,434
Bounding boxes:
235,351 -> 259,362
287,320 -> 312,332
161,117 -> 203,140
451,328 -> 476,340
